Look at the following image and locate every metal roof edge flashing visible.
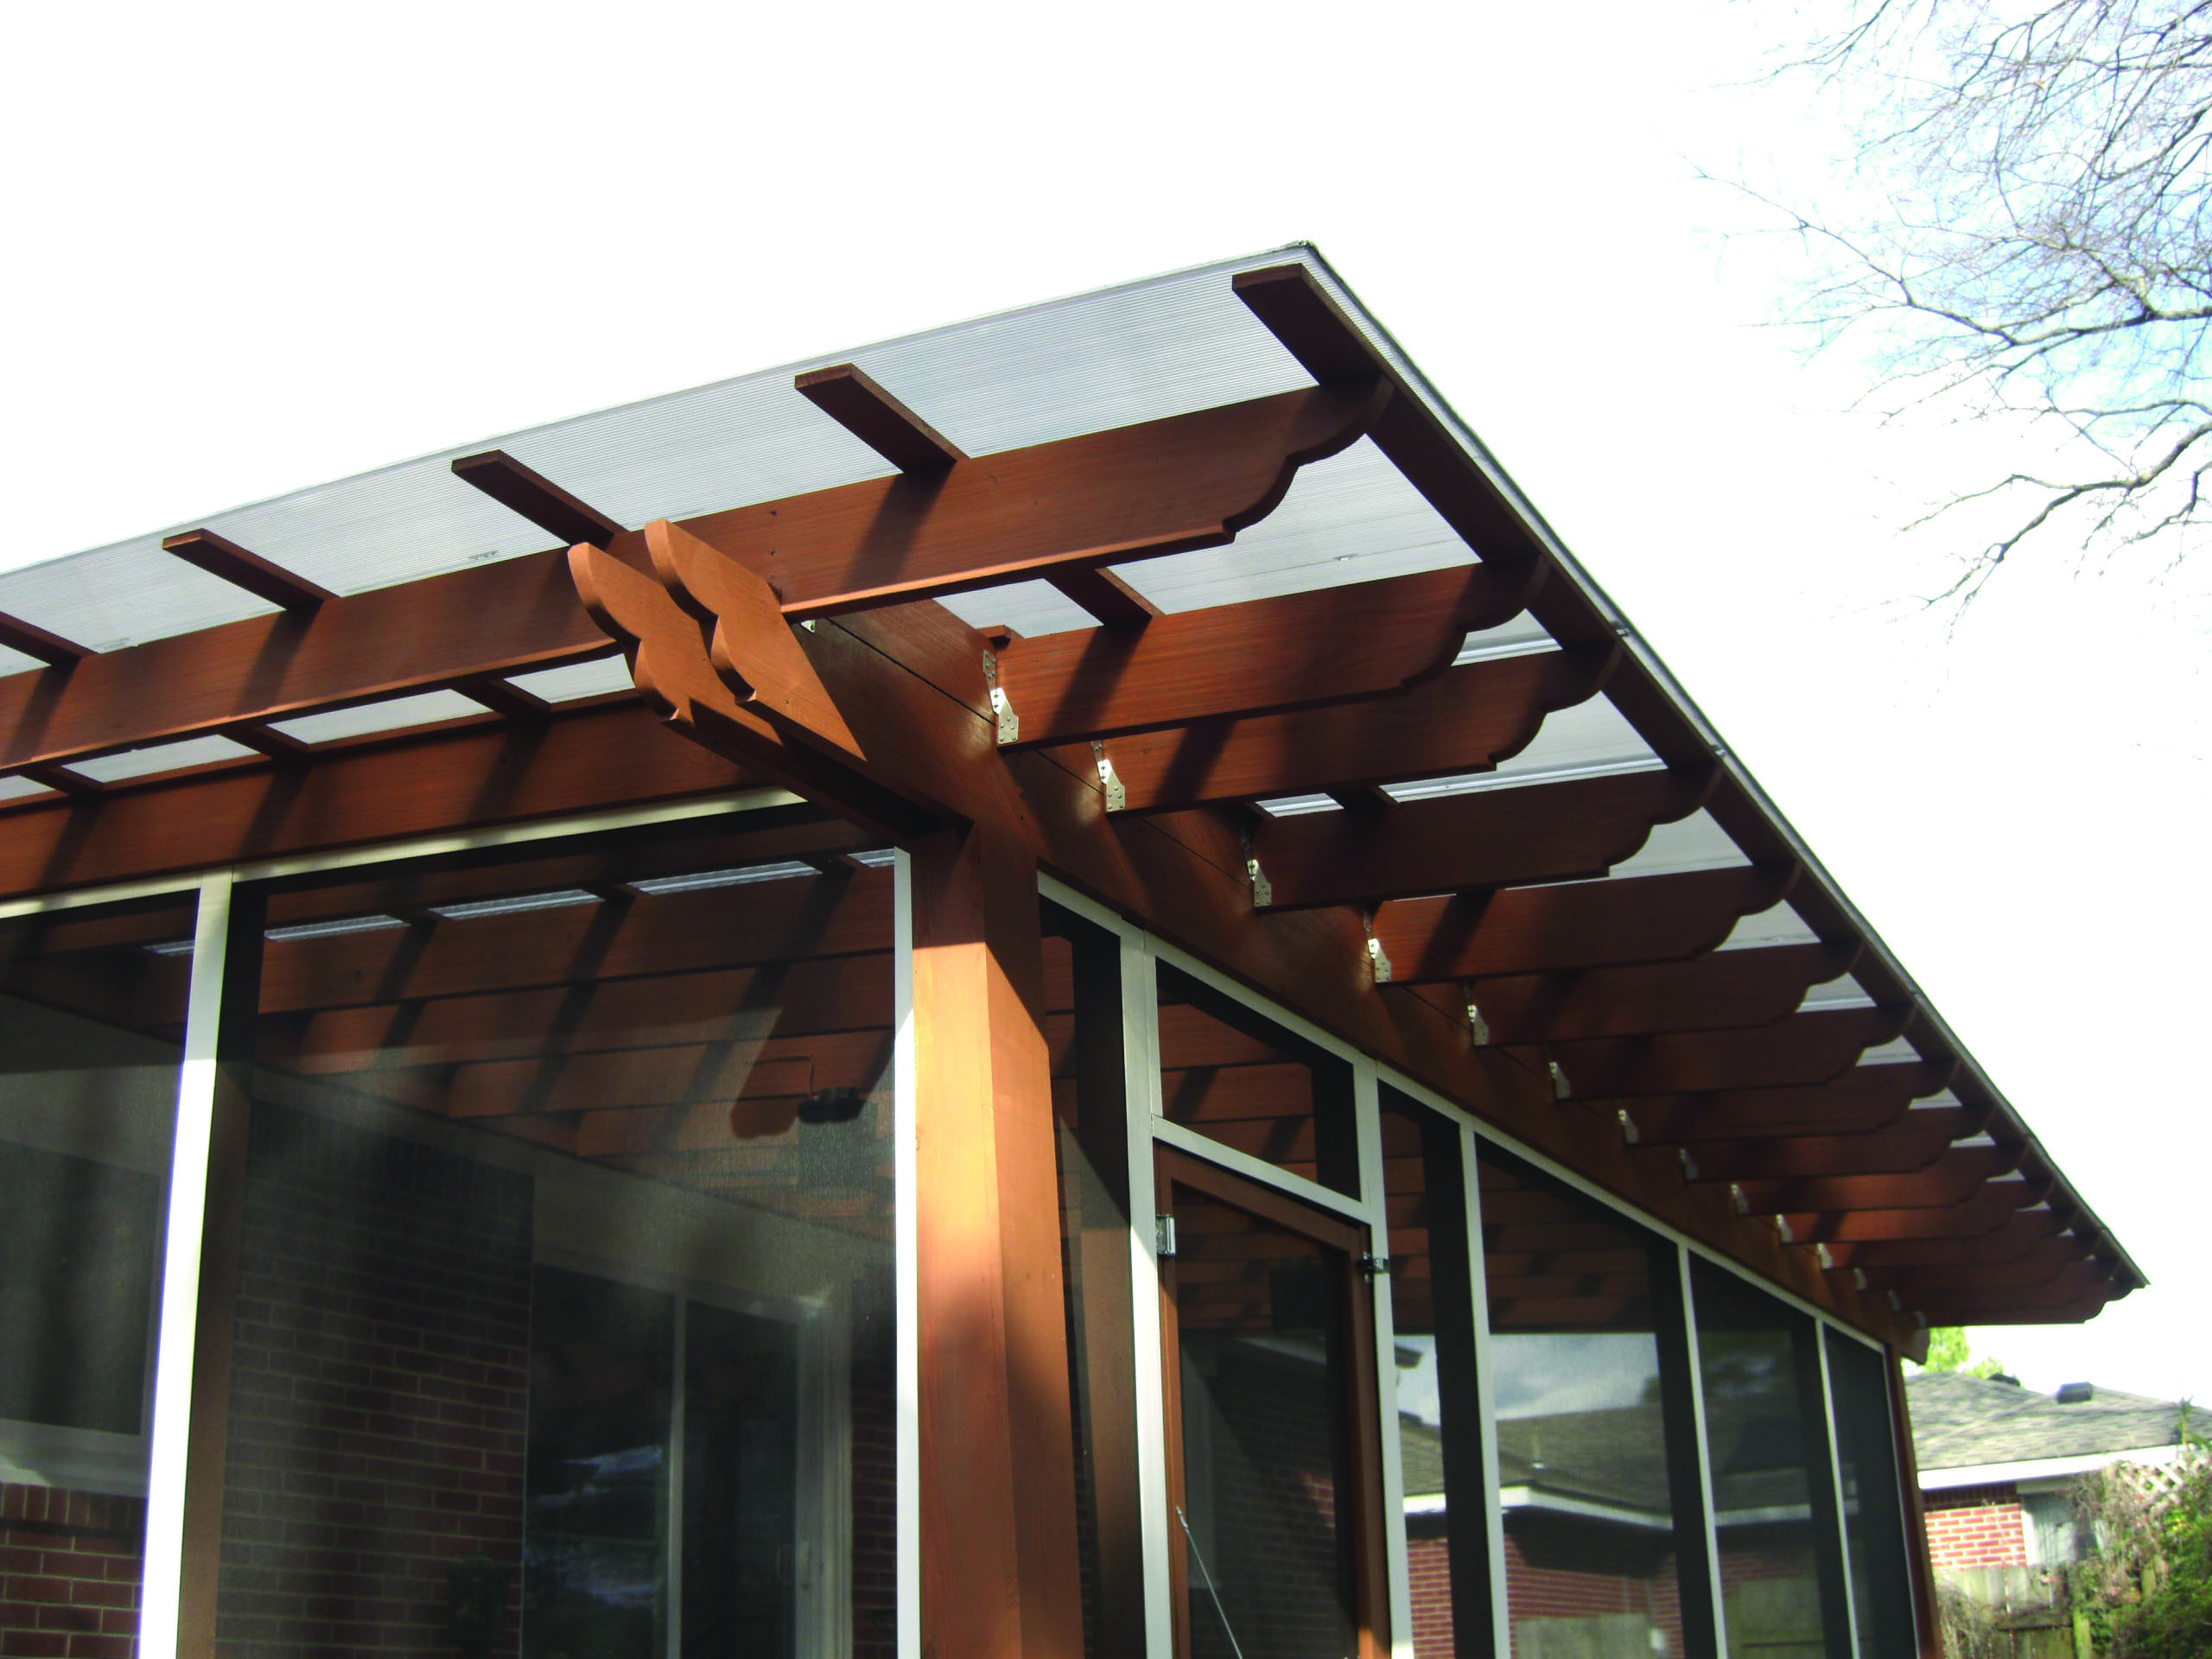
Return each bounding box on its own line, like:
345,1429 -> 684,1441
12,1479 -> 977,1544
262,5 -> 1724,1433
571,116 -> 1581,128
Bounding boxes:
1288,245 -> 2144,1295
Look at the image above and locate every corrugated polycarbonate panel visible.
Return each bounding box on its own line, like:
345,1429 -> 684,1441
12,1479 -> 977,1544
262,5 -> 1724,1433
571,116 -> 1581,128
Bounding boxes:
0,537 -> 277,652
1115,437 -> 1471,613
1717,904 -> 1821,951
503,655 -> 636,702
938,579 -> 1101,639
1382,692 -> 1659,804
269,688 -> 488,745
0,645 -> 46,678
0,774 -> 54,804
66,734 -> 259,784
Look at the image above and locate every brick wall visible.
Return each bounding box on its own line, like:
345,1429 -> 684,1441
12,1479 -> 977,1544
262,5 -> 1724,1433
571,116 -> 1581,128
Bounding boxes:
214,1107 -> 532,1658
1407,1533 -> 1452,1659
850,1313 -> 898,1659
1923,1482 -> 2027,1569
0,1485 -> 143,1659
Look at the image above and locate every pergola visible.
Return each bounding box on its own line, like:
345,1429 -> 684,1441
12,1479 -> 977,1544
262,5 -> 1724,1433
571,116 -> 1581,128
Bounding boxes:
0,247 -> 2136,1659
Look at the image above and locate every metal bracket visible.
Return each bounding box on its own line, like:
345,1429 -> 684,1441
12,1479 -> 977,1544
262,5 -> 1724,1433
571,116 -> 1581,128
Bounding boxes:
1154,1214 -> 1177,1257
981,650 -> 1019,745
1677,1147 -> 1700,1183
1730,1182 -> 1751,1216
1240,829 -> 1272,907
1091,741 -> 1126,812
1815,1242 -> 1834,1268
1464,982 -> 1491,1046
1365,931 -> 1392,984
1547,1058 -> 1571,1100
1616,1106 -> 1638,1145
1359,1254 -> 1391,1279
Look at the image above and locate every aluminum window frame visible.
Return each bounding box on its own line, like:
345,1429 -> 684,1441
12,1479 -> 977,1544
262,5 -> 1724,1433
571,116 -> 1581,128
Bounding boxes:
1039,872 -> 1919,1659
37,787 -> 918,1659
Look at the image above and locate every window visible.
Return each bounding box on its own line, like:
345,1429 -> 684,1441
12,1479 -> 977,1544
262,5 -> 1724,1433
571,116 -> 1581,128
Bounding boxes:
204,823 -> 899,1658
0,891 -> 197,1652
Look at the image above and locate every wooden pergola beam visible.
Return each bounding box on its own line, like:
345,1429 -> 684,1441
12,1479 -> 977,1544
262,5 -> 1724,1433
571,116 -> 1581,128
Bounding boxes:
1681,1107 -> 1980,1182
1464,939 -> 1859,1045
162,528 -> 335,613
1372,863 -> 1799,981
1626,1060 -> 1959,1143
1247,766 -> 1715,909
1072,645 -> 1614,815
996,563 -> 1536,748
1741,1145 -> 2027,1215
677,379 -> 1385,617
1548,1006 -> 1912,1097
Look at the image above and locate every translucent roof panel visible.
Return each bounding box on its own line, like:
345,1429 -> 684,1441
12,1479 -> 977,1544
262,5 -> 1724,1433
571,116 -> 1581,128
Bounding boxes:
1382,692 -> 1659,804
504,655 -> 637,703
0,775 -> 55,804
1116,437 -> 1470,614
0,538 -> 277,653
270,688 -> 489,745
67,734 -> 259,785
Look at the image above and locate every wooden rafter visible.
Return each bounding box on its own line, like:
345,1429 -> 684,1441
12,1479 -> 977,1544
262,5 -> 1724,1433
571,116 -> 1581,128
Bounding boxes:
1549,1006 -> 1912,1097
1246,766 -> 1717,909
1062,645 -> 1615,815
162,529 -> 334,613
0,611 -> 91,668
451,449 -> 626,549
1461,939 -> 1859,1045
1372,865 -> 1800,981
1626,1060 -> 1959,1143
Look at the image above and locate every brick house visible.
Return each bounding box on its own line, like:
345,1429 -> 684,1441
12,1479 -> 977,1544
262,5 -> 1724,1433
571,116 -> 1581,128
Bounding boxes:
0,248 -> 2144,1659
1907,1372 -> 2190,1573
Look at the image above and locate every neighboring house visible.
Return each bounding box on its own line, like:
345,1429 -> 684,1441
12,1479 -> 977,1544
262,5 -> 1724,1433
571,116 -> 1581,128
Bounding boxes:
1907,1371 -> 2191,1571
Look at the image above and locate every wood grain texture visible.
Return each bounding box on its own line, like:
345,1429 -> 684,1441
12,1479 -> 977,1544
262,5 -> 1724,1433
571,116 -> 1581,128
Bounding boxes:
681,380 -> 1387,617
162,528 -> 335,613
1249,766 -> 1716,909
1069,644 -> 1614,813
997,563 -> 1537,747
1625,1060 -> 1958,1144
911,822 -> 1084,1659
795,363 -> 967,471
1548,1006 -> 1914,1097
1373,864 -> 1800,981
451,448 -> 626,548
1465,939 -> 1859,1044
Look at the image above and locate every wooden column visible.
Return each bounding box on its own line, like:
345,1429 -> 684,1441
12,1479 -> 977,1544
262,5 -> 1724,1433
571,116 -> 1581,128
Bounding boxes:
1889,1344 -> 1943,1658
910,823 -> 1084,1659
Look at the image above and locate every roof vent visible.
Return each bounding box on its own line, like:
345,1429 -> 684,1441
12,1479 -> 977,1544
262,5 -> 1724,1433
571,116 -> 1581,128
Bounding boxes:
2056,1382 -> 2095,1404
1990,1373 -> 2022,1386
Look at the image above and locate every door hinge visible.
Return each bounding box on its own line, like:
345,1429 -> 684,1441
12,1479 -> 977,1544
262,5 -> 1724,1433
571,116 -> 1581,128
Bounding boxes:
1154,1214 -> 1177,1257
1359,1254 -> 1391,1279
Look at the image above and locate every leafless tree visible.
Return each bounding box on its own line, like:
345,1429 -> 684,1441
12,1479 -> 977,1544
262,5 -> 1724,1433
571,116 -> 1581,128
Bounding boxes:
1761,1 -> 2212,599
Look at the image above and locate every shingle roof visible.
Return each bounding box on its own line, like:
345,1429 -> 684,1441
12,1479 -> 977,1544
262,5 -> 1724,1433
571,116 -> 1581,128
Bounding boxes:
1906,1371 -> 2187,1471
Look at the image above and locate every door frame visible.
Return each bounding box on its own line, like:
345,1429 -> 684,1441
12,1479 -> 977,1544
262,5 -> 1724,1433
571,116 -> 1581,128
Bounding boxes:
1154,1143 -> 1391,1659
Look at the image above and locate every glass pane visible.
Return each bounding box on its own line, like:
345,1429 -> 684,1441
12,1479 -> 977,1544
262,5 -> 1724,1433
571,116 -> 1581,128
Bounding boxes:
526,1268 -> 673,1657
1045,903 -> 1142,1659
209,823 -> 899,1659
0,892 -> 195,1654
1823,1328 -> 1916,1651
1168,1179 -> 1357,1659
1689,1260 -> 1842,1659
1156,962 -> 1357,1195
1379,1091 -> 1487,1659
1477,1145 -> 1693,1658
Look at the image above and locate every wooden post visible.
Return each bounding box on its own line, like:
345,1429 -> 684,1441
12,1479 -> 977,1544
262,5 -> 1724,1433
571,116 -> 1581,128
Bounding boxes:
910,822 -> 1084,1659
1889,1344 -> 1943,1658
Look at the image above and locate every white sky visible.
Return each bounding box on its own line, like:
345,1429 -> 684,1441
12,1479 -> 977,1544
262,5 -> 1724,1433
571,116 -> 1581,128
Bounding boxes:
4,3 -> 2204,1401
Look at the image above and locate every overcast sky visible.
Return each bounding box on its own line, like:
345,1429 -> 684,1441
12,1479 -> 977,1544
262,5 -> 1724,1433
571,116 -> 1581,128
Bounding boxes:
5,3 -> 2205,1401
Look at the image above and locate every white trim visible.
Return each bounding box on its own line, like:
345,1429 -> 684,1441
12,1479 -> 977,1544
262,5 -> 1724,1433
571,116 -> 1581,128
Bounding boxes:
1818,1321 -> 1865,1659
1121,929 -> 1176,1659
1354,1060 -> 1415,1659
1920,1443 -> 2188,1490
139,871 -> 232,1659
1460,1118 -> 1513,1659
1678,1243 -> 1732,1659
1149,1116 -> 1368,1225
1497,1484 -> 1673,1532
892,849 -> 919,1659
1372,1061 -> 1886,1355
